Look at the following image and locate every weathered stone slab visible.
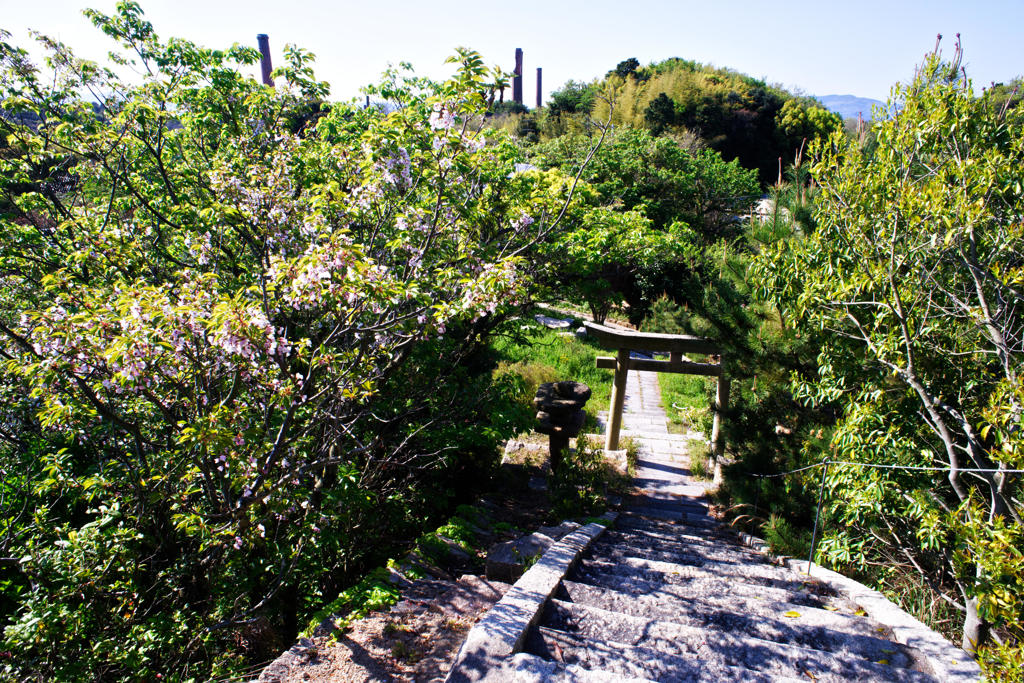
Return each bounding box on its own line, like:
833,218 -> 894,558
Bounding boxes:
445,513 -> 617,683
486,532 -> 555,583
784,557 -> 979,682
535,314 -> 572,329
526,626 -> 792,683
537,521 -> 581,541
557,579 -> 919,664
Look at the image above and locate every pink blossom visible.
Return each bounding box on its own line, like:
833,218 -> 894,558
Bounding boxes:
428,104 -> 455,130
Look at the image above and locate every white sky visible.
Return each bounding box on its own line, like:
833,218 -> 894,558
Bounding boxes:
2,0 -> 1022,103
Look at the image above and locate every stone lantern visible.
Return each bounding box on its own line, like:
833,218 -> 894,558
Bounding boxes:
533,381 -> 591,472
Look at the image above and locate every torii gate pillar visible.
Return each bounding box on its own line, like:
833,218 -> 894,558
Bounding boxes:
605,347 -> 631,451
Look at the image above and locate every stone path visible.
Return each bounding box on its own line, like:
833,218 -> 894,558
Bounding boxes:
493,365 -> 976,681
596,363 -> 707,494
612,365 -> 669,434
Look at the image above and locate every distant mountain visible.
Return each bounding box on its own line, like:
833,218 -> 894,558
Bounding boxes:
815,94 -> 885,121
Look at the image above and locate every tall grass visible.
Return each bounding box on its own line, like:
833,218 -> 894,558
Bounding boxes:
490,317 -> 615,430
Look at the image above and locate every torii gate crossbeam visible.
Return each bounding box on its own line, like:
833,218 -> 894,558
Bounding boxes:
583,322 -> 728,463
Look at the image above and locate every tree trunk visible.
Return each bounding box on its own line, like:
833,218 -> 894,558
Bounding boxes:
962,593 -> 990,653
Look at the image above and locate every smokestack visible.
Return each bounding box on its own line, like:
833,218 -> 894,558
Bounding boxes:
536,67 -> 542,108
513,48 -> 523,105
257,34 -> 273,87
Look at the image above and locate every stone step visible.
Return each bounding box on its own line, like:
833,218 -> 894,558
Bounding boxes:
626,496 -> 708,514
628,490 -> 708,506
560,578 -> 869,642
570,567 -> 839,611
580,554 -> 827,595
623,507 -> 720,526
503,652 -> 658,683
614,524 -> 748,553
633,455 -> 695,470
620,413 -> 667,422
618,430 -> 680,439
598,527 -> 764,558
615,516 -> 723,537
617,509 -> 714,526
624,506 -> 686,522
613,521 -> 738,543
586,546 -> 711,570
586,431 -> 695,442
540,599 -> 935,682
593,531 -> 765,563
631,483 -> 709,498
527,625 -> 804,683
557,580 -> 909,663
632,433 -> 690,443
618,510 -> 720,530
602,526 -> 764,559
590,537 -> 759,567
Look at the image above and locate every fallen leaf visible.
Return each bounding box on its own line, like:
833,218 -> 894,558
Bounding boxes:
784,610 -> 801,618
823,605 -> 839,611
876,659 -> 890,666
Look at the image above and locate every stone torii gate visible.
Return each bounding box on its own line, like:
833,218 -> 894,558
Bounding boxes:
584,321 -> 728,462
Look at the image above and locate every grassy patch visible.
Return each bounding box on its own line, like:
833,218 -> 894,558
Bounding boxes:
659,372 -> 713,435
390,639 -> 423,663
303,566 -> 401,636
490,316 -> 615,431
618,435 -> 641,476
581,515 -> 612,527
687,439 -> 712,481
491,521 -> 520,535
550,441 -> 632,520
432,516 -> 478,553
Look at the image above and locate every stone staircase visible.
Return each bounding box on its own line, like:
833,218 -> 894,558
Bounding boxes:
523,508 -> 938,682
447,367 -> 979,682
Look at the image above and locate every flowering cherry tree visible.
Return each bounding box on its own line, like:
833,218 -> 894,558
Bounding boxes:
0,6 -> 587,678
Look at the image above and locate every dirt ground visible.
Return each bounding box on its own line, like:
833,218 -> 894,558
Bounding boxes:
261,574 -> 511,683
257,452 -> 558,683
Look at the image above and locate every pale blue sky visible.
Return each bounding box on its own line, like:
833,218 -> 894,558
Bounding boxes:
3,0 -> 1022,103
